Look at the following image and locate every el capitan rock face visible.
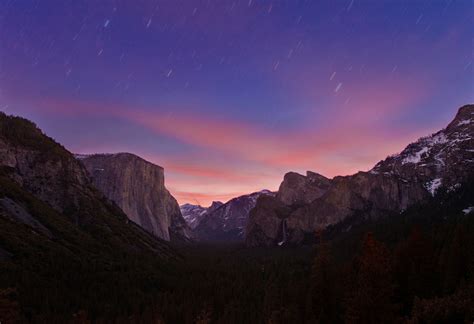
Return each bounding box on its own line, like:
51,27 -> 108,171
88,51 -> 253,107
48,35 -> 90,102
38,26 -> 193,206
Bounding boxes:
246,105 -> 474,247
79,153 -> 191,241
191,190 -> 274,241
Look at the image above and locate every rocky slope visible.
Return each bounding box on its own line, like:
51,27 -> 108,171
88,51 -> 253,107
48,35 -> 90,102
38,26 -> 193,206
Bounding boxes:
0,112 -> 184,321
0,111 -> 175,257
193,190 -> 274,241
79,153 -> 191,241
246,104 -> 474,246
369,104 -> 474,191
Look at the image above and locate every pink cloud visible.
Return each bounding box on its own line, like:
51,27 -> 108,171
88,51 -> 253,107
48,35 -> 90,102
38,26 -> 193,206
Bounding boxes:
24,93 -> 437,205
38,95 -> 426,165
169,190 -> 248,207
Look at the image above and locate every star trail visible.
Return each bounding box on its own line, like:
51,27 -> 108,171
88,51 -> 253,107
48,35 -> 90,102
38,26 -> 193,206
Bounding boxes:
0,0 -> 472,205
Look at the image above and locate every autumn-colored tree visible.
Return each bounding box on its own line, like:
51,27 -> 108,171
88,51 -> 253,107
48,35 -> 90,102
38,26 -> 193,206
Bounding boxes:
345,232 -> 396,324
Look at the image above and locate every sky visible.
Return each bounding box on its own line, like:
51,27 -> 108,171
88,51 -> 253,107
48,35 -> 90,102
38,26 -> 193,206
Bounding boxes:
0,0 -> 472,206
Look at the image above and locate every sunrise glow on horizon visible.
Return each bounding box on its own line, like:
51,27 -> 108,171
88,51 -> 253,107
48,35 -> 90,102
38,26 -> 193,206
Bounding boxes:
1,1 -> 472,206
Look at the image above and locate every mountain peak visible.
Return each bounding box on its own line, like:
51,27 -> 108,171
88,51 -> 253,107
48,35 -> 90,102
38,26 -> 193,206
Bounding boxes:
247,104 -> 474,247
306,171 -> 330,181
456,104 -> 473,117
209,201 -> 224,208
447,104 -> 473,131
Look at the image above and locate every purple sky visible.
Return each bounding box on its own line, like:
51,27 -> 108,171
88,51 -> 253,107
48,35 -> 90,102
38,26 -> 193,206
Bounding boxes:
0,0 -> 472,205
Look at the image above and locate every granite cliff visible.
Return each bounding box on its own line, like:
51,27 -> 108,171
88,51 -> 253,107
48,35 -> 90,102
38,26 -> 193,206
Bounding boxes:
79,153 -> 191,241
246,105 -> 474,246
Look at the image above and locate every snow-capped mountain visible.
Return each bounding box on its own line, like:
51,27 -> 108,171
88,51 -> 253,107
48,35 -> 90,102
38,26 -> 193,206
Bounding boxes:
370,104 -> 474,196
192,190 -> 275,241
180,201 -> 223,229
246,104 -> 474,246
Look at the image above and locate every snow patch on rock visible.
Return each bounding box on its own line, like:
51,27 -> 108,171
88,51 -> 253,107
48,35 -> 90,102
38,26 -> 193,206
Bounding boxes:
425,178 -> 442,196
403,147 -> 429,164
74,154 -> 90,160
463,206 -> 474,215
458,119 -> 471,126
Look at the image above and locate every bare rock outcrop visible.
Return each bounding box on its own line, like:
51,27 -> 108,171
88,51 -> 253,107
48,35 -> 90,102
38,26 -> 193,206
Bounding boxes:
246,104 -> 474,246
277,171 -> 331,206
79,153 -> 191,241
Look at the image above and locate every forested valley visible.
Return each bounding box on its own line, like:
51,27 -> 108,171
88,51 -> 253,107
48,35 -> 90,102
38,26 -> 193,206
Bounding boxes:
1,182 -> 473,323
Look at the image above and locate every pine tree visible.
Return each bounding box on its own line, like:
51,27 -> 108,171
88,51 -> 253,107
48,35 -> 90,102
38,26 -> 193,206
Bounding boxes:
345,232 -> 396,324
0,288 -> 23,324
393,226 -> 437,313
308,231 -> 340,323
440,224 -> 469,293
264,275 -> 282,322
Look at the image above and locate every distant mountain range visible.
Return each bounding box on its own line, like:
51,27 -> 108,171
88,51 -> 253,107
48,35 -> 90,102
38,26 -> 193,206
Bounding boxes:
180,201 -> 223,229
246,104 -> 474,246
181,190 -> 274,241
0,104 -> 472,321
2,104 -> 471,251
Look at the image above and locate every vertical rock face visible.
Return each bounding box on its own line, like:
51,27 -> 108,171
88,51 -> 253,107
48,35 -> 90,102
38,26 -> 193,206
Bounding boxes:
79,153 -> 191,241
246,173 -> 332,246
245,195 -> 291,247
246,104 -> 474,247
277,171 -> 331,206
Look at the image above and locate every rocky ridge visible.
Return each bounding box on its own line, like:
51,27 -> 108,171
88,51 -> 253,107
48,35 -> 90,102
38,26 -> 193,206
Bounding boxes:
180,201 -> 223,230
0,111 -> 175,257
246,104 -> 474,246
188,190 -> 274,241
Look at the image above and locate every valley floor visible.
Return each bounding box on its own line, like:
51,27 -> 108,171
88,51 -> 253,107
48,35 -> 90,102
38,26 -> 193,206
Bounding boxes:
1,184 -> 474,323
